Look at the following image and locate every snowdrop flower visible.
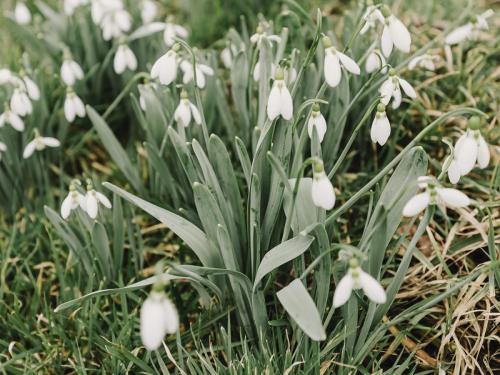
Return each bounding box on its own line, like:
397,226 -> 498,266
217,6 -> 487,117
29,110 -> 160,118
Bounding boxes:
64,0 -> 88,16
333,258 -> 386,307
100,6 -> 132,41
250,24 -> 281,46
151,45 -> 179,85
61,56 -> 84,86
114,43 -> 137,74
21,74 -> 40,101
141,0 -> 158,24
82,180 -> 112,219
61,181 -> 85,219
365,49 -> 387,74
138,82 -> 158,111
445,10 -> 494,45
311,159 -> 335,210
141,290 -> 179,351
221,45 -> 234,69
14,2 -> 31,25
307,103 -> 327,143
180,60 -> 214,89
447,117 -> 490,184
0,69 -> 14,85
10,88 -> 32,117
163,19 -> 188,47
322,36 -> 360,88
174,89 -> 201,127
23,130 -> 61,159
360,2 -> 384,34
370,103 -> 391,146
408,54 -> 439,71
64,89 -> 86,123
380,6 -> 412,57
402,176 -> 471,216
0,105 -> 25,131
267,67 -> 293,121
379,68 -> 417,109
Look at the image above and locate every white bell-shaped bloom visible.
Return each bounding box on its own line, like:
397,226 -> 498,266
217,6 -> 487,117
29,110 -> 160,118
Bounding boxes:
82,182 -> 112,219
322,36 -> 360,88
0,106 -> 25,131
408,54 -> 439,71
10,88 -> 32,117
64,0 -> 88,16
221,46 -> 233,69
250,24 -> 281,46
141,291 -> 179,351
141,0 -> 158,24
61,182 -> 85,219
379,69 -> 417,109
370,103 -> 391,146
311,159 -> 335,210
402,176 -> 471,216
23,132 -> 61,159
174,90 -> 202,127
267,67 -> 293,121
14,2 -> 31,25
180,60 -> 214,89
90,0 -> 113,25
113,44 -> 137,74
380,7 -> 411,57
151,47 -> 179,85
163,21 -> 188,46
307,104 -> 327,143
360,4 -> 384,34
445,10 -> 494,45
333,258 -> 386,307
253,61 -> 296,84
101,9 -> 131,41
365,49 -> 387,74
64,90 -> 86,123
0,69 -> 14,85
61,58 -> 84,86
21,75 -> 40,101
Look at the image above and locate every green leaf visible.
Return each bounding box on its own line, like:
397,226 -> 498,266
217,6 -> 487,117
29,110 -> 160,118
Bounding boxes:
91,222 -> 112,280
277,279 -> 326,341
283,178 -> 321,234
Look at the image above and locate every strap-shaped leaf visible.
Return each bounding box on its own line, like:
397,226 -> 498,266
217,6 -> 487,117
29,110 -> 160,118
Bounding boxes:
277,279 -> 326,341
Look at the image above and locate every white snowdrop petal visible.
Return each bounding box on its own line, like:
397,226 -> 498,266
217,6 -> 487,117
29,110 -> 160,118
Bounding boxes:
337,52 -> 360,75
447,160 -> 462,184
359,270 -> 387,304
324,52 -> 341,88
61,195 -> 73,219
24,77 -> 40,100
436,188 -> 470,208
174,24 -> 189,38
445,24 -> 472,45
398,78 -> 417,99
280,87 -> 293,120
311,174 -> 335,210
96,192 -> 112,208
267,84 -> 281,121
190,103 -> 202,125
126,49 -> 138,71
61,62 -> 75,86
23,140 -> 37,159
391,87 -> 402,109
365,52 -> 381,73
114,48 -> 126,74
402,192 -> 430,217
162,298 -> 180,334
371,115 -> 391,146
86,194 -> 99,219
379,79 -> 393,105
477,136 -> 490,169
455,136 -> 478,175
389,17 -> 411,53
308,114 -> 327,143
333,274 -> 354,308
43,137 -> 61,148
64,97 -> 76,122
140,297 -> 168,351
381,26 -> 393,57
9,112 -> 25,131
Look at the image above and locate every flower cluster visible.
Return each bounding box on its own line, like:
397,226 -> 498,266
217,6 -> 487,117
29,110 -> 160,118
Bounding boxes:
61,179 -> 112,220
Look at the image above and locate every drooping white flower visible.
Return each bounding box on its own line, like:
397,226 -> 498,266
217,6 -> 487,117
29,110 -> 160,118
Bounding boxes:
113,43 -> 138,74
267,67 -> 293,121
445,10 -> 494,45
21,75 -> 40,101
151,46 -> 179,85
64,0 -> 88,16
380,6 -> 411,57
447,117 -> 490,183
370,103 -> 391,146
140,291 -> 179,351
402,176 -> 471,216
379,68 -> 417,109
23,131 -> 61,159
10,88 -> 32,117
408,54 -> 439,71
311,159 -> 335,210
0,69 -> 14,85
0,106 -> 25,131
250,24 -> 281,46
307,104 -> 327,143
180,60 -> 214,89
64,89 -> 86,123
61,181 -> 85,219
141,0 -> 158,24
365,49 -> 387,74
82,181 -> 112,219
14,2 -> 31,25
333,258 -> 386,307
221,46 -> 233,69
92,0 -> 131,41
322,36 -> 360,88
162,20 -> 188,47
360,3 -> 384,34
61,57 -> 84,86
174,89 -> 201,127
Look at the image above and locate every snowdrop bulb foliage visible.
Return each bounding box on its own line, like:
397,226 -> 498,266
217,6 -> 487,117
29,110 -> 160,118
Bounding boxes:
360,3 -> 384,34
370,103 -> 391,146
113,44 -> 137,74
61,57 -> 84,86
174,90 -> 202,127
447,117 -> 490,184
14,2 -> 31,25
64,90 -> 86,123
140,291 -> 179,351
379,69 -> 417,109
10,88 -> 32,117
365,49 -> 386,74
380,6 -> 412,57
333,258 -> 386,308
267,67 -> 293,121
322,36 -> 360,88
141,0 -> 158,24
0,106 -> 25,131
82,181 -> 112,219
163,20 -> 188,47
402,176 -> 471,217
151,46 -> 179,85
408,54 -> 439,71
61,182 -> 85,219
307,104 -> 327,143
23,131 -> 61,159
445,10 -> 494,45
180,61 -> 214,89
311,159 -> 336,210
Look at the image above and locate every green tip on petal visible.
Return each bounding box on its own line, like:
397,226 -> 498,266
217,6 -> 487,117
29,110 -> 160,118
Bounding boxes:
388,68 -> 396,76
312,158 -> 325,174
377,103 -> 386,113
312,103 -> 320,112
322,36 -> 332,48
349,258 -> 359,269
468,116 -> 481,130
381,5 -> 391,18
